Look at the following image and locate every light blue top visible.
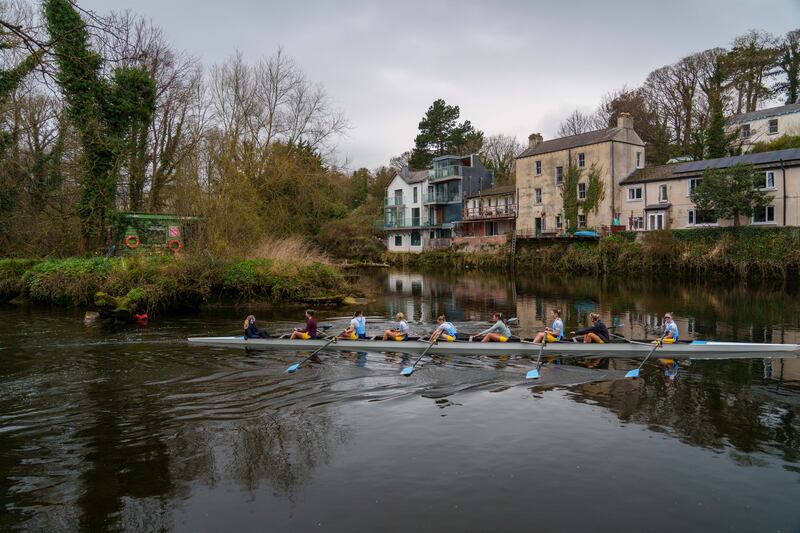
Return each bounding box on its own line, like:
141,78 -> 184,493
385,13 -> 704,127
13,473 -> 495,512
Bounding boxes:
351,316 -> 366,336
397,320 -> 410,336
480,320 -> 511,338
664,321 -> 679,341
552,318 -> 564,340
437,321 -> 458,337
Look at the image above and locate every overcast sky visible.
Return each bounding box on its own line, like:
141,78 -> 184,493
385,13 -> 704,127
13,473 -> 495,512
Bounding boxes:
81,0 -> 800,170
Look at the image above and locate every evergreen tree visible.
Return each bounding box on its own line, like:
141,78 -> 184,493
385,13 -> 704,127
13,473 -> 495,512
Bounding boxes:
409,98 -> 483,169
776,29 -> 800,104
690,164 -> 771,227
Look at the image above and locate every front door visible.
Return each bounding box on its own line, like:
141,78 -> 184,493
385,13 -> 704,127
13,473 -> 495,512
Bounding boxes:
535,217 -> 543,236
648,212 -> 664,230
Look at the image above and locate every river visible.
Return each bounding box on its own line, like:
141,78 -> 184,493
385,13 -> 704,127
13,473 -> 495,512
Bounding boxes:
1,269 -> 799,532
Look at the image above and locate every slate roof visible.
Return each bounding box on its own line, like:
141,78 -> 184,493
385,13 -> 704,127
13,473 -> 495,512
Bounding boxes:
620,148 -> 800,185
400,170 -> 429,184
517,128 -> 625,159
465,184 -> 516,199
727,103 -> 800,125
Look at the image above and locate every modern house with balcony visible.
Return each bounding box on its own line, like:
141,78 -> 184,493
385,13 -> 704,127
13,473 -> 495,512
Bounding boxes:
381,154 -> 494,252
453,185 -> 517,249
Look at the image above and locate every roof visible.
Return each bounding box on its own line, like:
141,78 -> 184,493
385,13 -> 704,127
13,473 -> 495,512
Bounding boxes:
465,184 -> 516,199
620,148 -> 800,185
517,127 -> 639,159
400,170 -> 428,184
727,103 -> 800,125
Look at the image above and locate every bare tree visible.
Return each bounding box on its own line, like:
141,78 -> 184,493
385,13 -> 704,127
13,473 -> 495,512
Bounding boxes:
557,109 -> 598,137
479,134 -> 521,185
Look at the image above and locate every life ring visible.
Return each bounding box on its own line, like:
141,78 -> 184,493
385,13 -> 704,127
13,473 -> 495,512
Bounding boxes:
124,235 -> 140,249
168,239 -> 183,254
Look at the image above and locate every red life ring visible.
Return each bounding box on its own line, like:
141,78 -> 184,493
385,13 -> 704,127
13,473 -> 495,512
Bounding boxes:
168,239 -> 183,254
124,235 -> 140,249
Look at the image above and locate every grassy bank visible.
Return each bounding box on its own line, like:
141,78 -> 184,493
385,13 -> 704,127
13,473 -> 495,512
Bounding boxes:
383,227 -> 800,279
0,254 -> 344,314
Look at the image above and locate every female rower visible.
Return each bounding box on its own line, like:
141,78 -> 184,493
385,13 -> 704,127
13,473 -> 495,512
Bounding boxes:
430,315 -> 458,342
383,312 -> 410,341
341,310 -> 368,340
533,309 -> 563,344
290,309 -> 317,340
571,312 -> 609,344
243,315 -> 269,339
659,313 -> 679,344
477,312 -> 511,343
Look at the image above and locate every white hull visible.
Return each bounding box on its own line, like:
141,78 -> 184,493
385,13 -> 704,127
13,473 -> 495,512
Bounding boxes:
186,336 -> 800,360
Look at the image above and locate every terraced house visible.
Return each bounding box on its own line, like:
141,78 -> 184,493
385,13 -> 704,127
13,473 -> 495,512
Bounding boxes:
381,155 -> 494,252
620,148 -> 800,230
515,114 -> 645,237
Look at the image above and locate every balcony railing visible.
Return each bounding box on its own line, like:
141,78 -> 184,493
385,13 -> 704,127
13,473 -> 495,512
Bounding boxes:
374,218 -> 441,230
384,196 -> 405,207
428,165 -> 462,181
462,205 -> 517,220
423,192 -> 461,204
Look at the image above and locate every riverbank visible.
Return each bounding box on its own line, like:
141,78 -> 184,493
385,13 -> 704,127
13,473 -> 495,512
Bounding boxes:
0,255 -> 344,316
382,227 -> 800,279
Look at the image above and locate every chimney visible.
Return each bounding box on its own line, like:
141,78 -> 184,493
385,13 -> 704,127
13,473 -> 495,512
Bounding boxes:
528,133 -> 543,148
617,112 -> 634,130
401,164 -> 409,178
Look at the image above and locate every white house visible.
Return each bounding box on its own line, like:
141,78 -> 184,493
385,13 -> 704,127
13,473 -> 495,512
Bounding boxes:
381,168 -> 429,253
728,103 -> 800,152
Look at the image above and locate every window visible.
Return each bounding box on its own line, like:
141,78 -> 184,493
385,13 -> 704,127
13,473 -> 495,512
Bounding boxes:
752,205 -> 775,224
658,184 -> 668,203
413,187 -> 418,203
555,166 -> 564,185
630,216 -> 644,230
636,151 -> 643,168
535,160 -> 542,175
411,207 -> 420,226
578,214 -> 586,228
556,215 -> 562,229
411,231 -> 421,246
688,178 -> 701,196
768,119 -> 778,135
394,235 -> 402,246
627,187 -> 643,201
429,231 -> 435,239
740,124 -> 750,138
688,209 -> 716,226
577,153 -> 585,168
577,183 -> 586,200
534,188 -> 542,205
761,171 -> 776,189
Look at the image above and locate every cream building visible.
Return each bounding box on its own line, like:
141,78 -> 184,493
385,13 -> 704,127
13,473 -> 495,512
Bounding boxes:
515,114 -> 645,236
727,103 -> 800,153
619,148 -> 800,230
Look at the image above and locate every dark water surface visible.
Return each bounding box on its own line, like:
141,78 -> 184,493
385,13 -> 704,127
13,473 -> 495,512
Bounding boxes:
2,270 -> 800,532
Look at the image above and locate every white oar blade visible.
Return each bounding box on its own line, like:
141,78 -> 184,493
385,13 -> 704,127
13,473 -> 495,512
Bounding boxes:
625,368 -> 640,379
526,368 -> 540,380
286,363 -> 301,373
401,366 -> 414,376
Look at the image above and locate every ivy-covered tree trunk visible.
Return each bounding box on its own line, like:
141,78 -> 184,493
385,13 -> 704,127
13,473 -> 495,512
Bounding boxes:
44,0 -> 155,250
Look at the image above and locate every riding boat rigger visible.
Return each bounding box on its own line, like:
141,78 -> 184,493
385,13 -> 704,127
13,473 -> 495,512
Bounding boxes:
186,334 -> 800,359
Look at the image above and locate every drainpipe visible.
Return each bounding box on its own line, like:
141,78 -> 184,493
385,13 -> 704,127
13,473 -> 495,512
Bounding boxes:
610,141 -> 616,227
781,159 -> 787,226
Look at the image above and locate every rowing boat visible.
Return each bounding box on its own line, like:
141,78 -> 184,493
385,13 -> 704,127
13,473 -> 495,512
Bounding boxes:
186,335 -> 800,359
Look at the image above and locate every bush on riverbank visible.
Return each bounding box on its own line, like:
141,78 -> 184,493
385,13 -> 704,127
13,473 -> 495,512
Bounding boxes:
382,227 -> 800,279
1,254 -> 344,310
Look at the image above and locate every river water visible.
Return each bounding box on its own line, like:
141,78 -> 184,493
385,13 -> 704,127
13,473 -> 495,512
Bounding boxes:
1,269 -> 799,532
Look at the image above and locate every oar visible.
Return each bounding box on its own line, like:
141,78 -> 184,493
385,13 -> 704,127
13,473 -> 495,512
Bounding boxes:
526,334 -> 547,380
625,331 -> 668,379
401,337 -> 437,376
286,332 -> 340,373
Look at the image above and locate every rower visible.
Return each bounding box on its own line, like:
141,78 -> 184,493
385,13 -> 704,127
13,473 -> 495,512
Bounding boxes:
383,312 -> 410,341
477,312 -> 511,343
658,313 -> 679,344
430,315 -> 458,342
533,309 -> 563,344
290,309 -> 317,340
571,312 -> 609,344
243,314 -> 269,339
340,310 -> 367,340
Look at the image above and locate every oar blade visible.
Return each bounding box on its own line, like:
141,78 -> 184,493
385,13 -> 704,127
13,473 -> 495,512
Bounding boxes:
286,363 -> 301,373
625,368 -> 640,379
526,368 -> 540,380
401,366 -> 415,376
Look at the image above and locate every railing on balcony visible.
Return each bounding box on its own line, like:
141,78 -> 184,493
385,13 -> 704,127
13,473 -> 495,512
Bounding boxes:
374,218 -> 440,230
384,195 -> 405,207
461,205 -> 517,220
428,165 -> 462,181
423,192 -> 461,204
